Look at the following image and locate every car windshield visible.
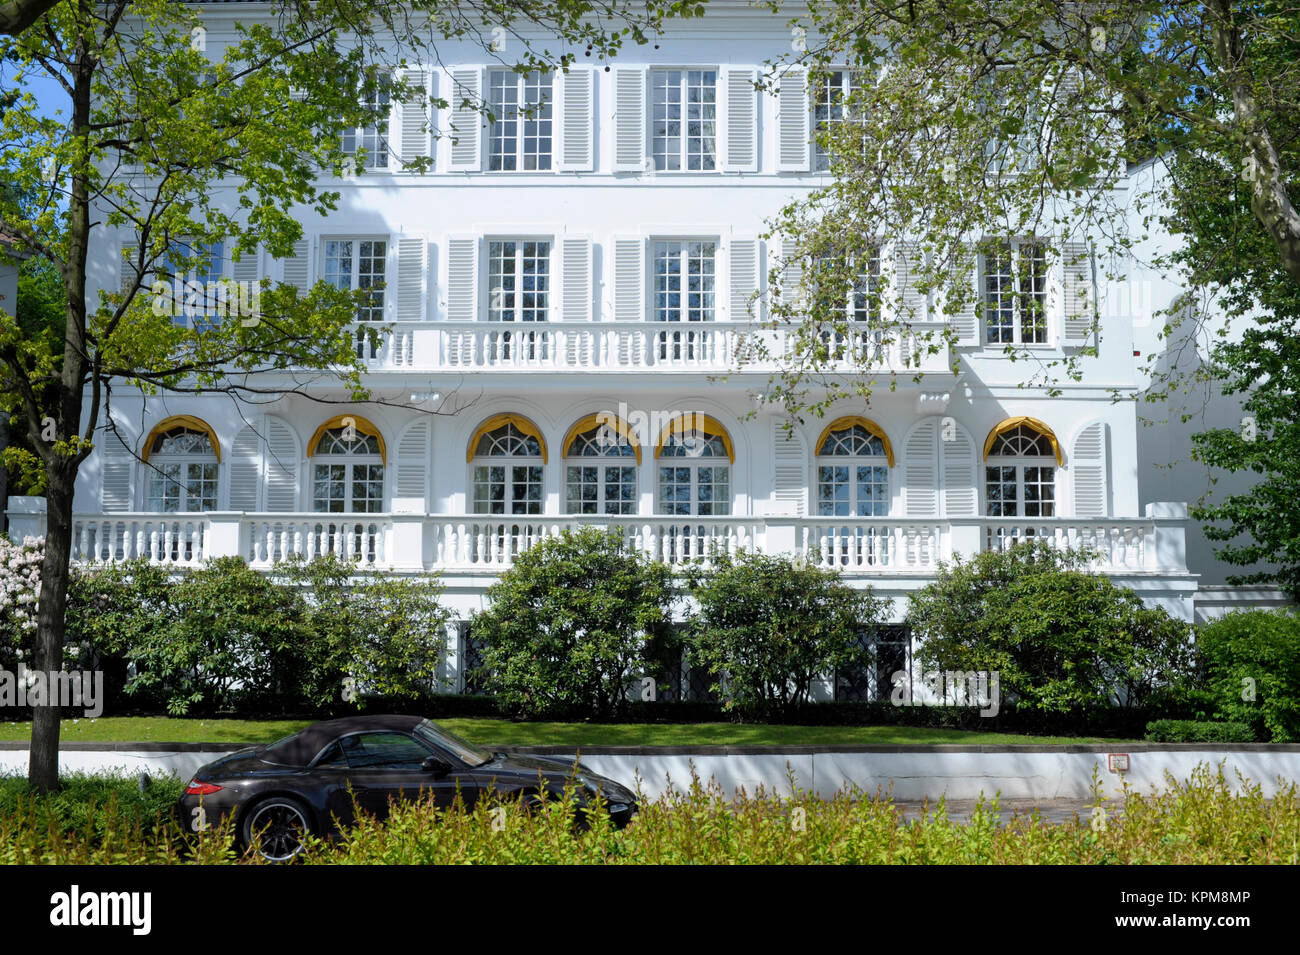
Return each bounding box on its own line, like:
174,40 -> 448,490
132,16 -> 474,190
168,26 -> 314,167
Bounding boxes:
415,720 -> 494,768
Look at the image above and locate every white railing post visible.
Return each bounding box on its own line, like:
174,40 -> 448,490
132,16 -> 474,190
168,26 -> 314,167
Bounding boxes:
1146,502 -> 1188,574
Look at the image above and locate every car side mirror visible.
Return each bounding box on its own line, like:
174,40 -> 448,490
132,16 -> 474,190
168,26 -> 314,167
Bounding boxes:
422,755 -> 452,775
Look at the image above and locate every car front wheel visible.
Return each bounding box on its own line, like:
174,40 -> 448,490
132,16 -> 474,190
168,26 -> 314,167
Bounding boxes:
241,797 -> 313,862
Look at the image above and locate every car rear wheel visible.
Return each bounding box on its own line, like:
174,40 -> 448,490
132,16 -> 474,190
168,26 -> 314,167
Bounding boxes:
241,797 -> 313,862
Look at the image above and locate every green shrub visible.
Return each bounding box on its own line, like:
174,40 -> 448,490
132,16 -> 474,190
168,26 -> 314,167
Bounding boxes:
65,556 -> 451,716
686,552 -> 886,719
1197,610 -> 1300,742
1144,719 -> 1257,743
273,555 -> 452,707
908,541 -> 1196,713
3,765 -> 1300,865
472,527 -> 673,719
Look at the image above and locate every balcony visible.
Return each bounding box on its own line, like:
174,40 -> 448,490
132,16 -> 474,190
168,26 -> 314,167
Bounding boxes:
43,506 -> 1188,580
358,320 -> 953,375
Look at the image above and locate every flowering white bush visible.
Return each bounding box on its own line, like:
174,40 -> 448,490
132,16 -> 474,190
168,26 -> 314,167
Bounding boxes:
0,535 -> 44,642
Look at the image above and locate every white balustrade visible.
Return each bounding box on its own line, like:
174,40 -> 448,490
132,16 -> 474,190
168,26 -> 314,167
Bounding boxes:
66,513 -> 1165,577
982,520 -> 1155,571
71,516 -> 208,566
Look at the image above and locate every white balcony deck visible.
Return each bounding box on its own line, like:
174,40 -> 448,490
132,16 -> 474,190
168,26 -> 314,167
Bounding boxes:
358,320 -> 953,375
62,511 -> 1180,577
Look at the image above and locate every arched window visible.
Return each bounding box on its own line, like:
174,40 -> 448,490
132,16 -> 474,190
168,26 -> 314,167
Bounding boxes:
310,424 -> 385,513
471,420 -> 544,515
655,415 -> 732,517
143,421 -> 219,512
816,421 -> 891,516
984,421 -> 1059,519
564,417 -> 639,515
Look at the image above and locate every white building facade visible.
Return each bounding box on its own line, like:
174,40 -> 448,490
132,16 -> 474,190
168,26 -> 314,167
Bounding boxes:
8,2 -> 1289,694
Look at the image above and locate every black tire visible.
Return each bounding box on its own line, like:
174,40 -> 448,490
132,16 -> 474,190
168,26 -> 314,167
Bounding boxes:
240,796 -> 314,862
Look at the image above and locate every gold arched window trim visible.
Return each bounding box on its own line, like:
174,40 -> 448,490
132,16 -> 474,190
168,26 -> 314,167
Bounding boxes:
653,413 -> 735,464
815,416 -> 895,467
466,413 -> 549,464
982,416 -> 1063,465
562,413 -> 643,465
308,414 -> 387,464
141,415 -> 221,463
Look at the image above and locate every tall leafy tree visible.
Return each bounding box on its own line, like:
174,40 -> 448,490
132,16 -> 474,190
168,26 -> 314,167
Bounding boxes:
742,1 -> 1300,597
0,0 -> 692,791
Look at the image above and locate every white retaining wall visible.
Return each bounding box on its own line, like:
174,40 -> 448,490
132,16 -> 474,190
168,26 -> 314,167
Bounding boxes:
3,747 -> 1298,802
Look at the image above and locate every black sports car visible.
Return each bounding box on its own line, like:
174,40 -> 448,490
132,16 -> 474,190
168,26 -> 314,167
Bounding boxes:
177,714 -> 638,861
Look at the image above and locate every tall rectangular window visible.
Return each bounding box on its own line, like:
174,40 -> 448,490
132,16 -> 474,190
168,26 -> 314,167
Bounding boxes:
812,69 -> 861,172
342,88 -> 391,170
652,240 -> 715,322
983,239 -> 1047,345
325,238 -> 387,358
487,70 -> 553,171
651,69 -> 717,171
488,240 -> 550,322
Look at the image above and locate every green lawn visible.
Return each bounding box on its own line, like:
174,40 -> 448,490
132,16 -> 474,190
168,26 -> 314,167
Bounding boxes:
0,717 -> 1129,747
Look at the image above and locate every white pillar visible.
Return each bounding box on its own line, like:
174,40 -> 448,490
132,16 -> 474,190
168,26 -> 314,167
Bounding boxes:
4,496 -> 47,541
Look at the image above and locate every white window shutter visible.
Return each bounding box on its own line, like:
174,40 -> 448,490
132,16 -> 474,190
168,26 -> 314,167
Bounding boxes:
903,418 -> 939,516
612,67 -> 646,172
228,424 -> 261,512
557,68 -> 594,172
1071,421 -> 1109,516
892,240 -> 928,323
728,237 -> 760,321
772,421 -> 807,517
396,234 -> 428,322
779,236 -> 804,309
721,68 -> 758,172
940,424 -> 977,517
1062,240 -> 1095,344
264,416 -> 300,512
776,67 -> 809,172
940,249 -> 979,346
449,68 -> 483,172
397,68 -> 433,170
100,428 -> 134,512
612,235 -> 645,322
283,238 -> 312,295
446,235 -> 479,322
393,418 -> 431,513
231,243 -> 260,288
559,235 -> 593,321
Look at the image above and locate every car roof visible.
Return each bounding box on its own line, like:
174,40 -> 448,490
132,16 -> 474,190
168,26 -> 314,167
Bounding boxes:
262,714 -> 427,766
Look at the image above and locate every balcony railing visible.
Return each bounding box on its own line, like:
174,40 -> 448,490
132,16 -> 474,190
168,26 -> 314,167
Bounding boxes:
357,321 -> 952,374
60,510 -> 1184,578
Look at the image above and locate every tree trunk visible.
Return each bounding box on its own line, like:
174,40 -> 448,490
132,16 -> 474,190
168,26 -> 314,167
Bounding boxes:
27,463 -> 74,792
0,410 -> 8,536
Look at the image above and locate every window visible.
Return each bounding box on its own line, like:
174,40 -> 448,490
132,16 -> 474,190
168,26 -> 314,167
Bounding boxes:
324,238 -> 387,357
158,240 -> 225,330
657,429 -> 730,517
816,421 -> 891,567
565,424 -> 638,515
983,239 -> 1048,345
652,239 -> 715,361
342,87 -> 391,171
816,424 -> 889,517
311,427 -> 384,513
145,426 -> 218,513
488,240 -> 549,322
835,625 -> 911,702
651,69 -> 717,171
811,69 -> 862,173
472,423 -> 544,515
338,732 -> 431,771
813,250 -> 883,362
487,70 -> 553,171
985,424 -> 1056,520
